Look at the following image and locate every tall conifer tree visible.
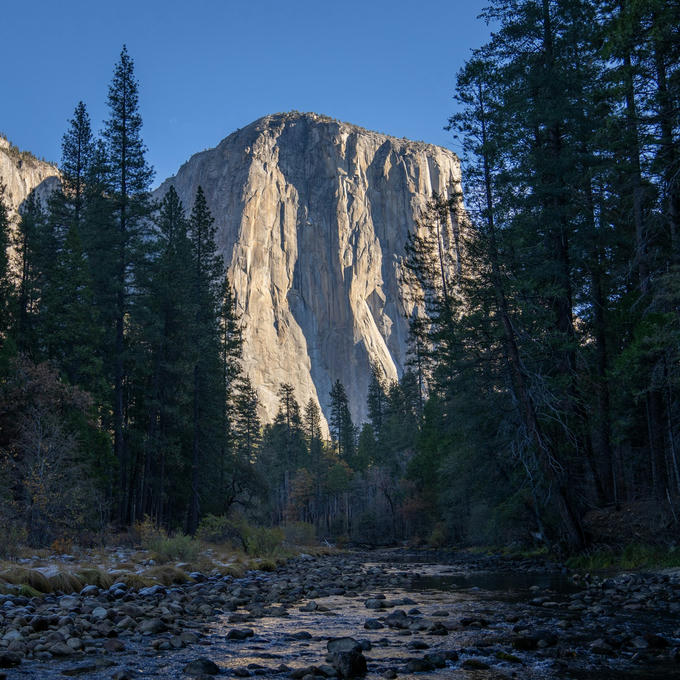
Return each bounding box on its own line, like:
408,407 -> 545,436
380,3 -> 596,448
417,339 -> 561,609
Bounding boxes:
102,46 -> 153,520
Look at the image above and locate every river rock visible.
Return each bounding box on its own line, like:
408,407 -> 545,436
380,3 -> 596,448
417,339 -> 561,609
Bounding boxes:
327,637 -> 366,679
91,606 -> 108,620
512,635 -> 539,651
59,596 -> 79,610
364,599 -> 384,610
227,628 -> 255,640
66,637 -> 83,650
424,653 -> 446,668
408,640 -> 429,650
184,657 -> 220,676
406,658 -> 434,672
30,615 -> 50,632
50,641 -> 75,656
427,622 -> 448,636
112,670 -> 136,680
103,638 -> 125,652
138,618 -> 166,634
79,585 -> 99,597
645,633 -> 669,648
181,631 -> 199,644
138,585 -> 165,597
2,630 -> 22,642
329,651 -> 366,679
0,652 -> 21,668
384,611 -> 410,629
327,638 -> 362,654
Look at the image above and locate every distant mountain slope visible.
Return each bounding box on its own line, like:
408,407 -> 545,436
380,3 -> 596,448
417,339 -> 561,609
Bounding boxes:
157,112 -> 464,427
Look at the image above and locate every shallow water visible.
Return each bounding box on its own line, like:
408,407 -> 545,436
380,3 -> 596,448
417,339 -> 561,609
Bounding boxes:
9,555 -> 680,679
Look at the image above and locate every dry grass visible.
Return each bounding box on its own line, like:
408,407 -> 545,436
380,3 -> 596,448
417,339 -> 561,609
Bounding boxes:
48,572 -> 84,594
0,536 -> 315,596
76,568 -> 114,589
219,562 -> 247,578
113,561 -> 137,571
117,572 -> 154,590
0,567 -> 52,593
143,565 -> 191,585
250,558 -> 277,572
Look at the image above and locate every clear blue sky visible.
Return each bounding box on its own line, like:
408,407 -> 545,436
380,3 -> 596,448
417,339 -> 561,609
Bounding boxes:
2,0 -> 492,186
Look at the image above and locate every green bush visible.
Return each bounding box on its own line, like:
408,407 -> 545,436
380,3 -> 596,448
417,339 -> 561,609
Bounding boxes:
148,534 -> 200,563
197,515 -> 286,557
0,519 -> 27,559
283,521 -> 316,546
196,514 -> 247,549
427,522 -> 448,548
243,525 -> 284,557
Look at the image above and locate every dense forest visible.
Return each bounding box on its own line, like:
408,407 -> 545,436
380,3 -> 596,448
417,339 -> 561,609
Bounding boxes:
1,0 -> 679,555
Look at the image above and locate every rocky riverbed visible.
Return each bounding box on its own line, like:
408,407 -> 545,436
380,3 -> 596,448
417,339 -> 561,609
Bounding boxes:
2,549 -> 680,679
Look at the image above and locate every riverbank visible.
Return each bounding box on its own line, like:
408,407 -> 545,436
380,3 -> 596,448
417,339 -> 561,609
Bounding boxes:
1,549 -> 680,678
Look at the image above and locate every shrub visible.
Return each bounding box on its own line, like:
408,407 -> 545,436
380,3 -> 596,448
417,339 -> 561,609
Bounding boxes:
0,519 -> 27,559
242,525 -> 284,557
134,515 -> 164,547
148,534 -> 200,563
197,514 -> 247,549
427,523 -> 448,548
283,522 -> 316,546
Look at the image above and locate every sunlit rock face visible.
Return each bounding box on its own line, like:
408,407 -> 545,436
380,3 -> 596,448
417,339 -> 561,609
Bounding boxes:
156,112 -> 463,428
0,137 -> 60,221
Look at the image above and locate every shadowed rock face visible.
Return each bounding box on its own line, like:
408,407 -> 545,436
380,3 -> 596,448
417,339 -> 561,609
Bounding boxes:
0,137 -> 60,221
155,112 -> 463,428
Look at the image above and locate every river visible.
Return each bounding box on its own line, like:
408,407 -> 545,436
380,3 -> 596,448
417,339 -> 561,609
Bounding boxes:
5,549 -> 680,679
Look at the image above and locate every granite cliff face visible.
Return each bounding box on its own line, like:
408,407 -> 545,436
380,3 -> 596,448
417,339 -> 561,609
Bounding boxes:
156,112 -> 463,427
0,136 -> 60,222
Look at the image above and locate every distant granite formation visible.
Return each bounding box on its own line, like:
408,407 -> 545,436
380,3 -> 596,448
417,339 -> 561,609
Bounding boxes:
156,112 -> 464,427
0,136 -> 60,222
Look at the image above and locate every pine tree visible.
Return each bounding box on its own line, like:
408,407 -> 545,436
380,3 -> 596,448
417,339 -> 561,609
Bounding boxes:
60,101 -> 94,230
40,224 -> 102,389
139,186 -> 194,525
215,280 -> 245,511
186,186 -> 225,533
303,398 -> 324,525
12,192 -> 46,356
329,379 -> 356,467
233,375 -> 261,464
366,364 -> 388,442
102,46 -> 154,521
38,102 -> 102,392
